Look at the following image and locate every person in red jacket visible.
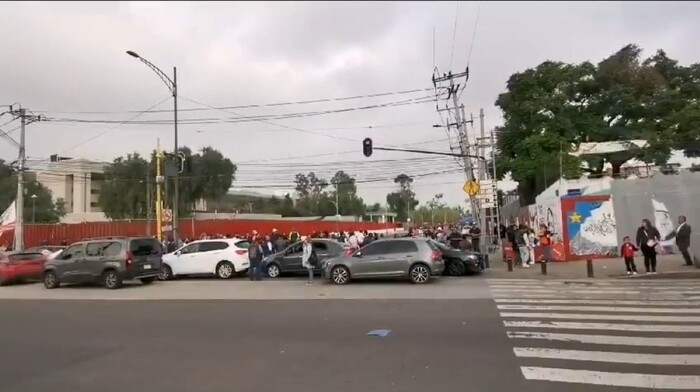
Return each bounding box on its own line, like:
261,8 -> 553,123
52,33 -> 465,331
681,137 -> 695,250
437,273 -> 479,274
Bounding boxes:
620,236 -> 638,275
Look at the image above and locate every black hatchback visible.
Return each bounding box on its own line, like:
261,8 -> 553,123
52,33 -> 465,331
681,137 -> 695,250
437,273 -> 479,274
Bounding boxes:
262,238 -> 344,278
430,240 -> 483,276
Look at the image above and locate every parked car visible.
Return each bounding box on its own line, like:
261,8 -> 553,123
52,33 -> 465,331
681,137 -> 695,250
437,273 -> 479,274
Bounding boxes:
43,236 -> 162,289
0,251 -> 47,285
159,238 -> 251,280
430,240 -> 483,276
323,238 -> 444,285
263,239 -> 345,278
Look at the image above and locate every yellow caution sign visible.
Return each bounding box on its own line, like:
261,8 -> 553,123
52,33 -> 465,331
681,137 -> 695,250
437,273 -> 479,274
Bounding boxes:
463,180 -> 480,197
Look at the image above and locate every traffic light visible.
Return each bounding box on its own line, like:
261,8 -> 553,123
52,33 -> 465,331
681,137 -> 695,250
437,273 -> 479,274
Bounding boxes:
362,137 -> 373,157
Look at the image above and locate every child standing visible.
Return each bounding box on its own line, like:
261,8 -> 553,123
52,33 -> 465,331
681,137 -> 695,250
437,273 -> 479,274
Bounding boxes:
621,236 -> 638,275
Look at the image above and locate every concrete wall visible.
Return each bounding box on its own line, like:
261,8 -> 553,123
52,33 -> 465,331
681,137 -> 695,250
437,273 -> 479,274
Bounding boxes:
611,172 -> 700,253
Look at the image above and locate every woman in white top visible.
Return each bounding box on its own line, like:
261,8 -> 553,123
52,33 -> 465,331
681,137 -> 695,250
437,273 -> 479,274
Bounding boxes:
301,236 -> 314,285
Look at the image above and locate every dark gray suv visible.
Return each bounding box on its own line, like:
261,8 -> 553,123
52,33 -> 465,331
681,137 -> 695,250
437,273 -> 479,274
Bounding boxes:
43,236 -> 163,289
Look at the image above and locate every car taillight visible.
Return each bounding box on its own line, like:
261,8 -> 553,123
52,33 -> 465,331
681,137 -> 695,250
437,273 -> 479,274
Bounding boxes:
126,250 -> 134,267
431,251 -> 442,261
235,250 -> 247,255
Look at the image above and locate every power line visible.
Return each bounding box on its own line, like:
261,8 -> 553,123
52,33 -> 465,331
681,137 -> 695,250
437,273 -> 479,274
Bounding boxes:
49,96 -> 172,156
42,95 -> 435,126
449,1 -> 461,70
33,87 -> 433,115
466,2 -> 482,67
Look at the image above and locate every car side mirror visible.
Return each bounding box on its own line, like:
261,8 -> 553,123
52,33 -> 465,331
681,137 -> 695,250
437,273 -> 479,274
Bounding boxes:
354,252 -> 362,257
175,250 -> 181,256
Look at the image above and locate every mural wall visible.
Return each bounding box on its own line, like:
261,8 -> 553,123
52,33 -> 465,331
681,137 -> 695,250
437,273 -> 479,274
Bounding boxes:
611,172 -> 700,255
561,196 -> 619,260
535,198 -> 566,261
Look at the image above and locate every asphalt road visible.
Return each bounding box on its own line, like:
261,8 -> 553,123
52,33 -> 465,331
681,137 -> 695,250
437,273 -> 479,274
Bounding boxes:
0,298 -> 521,392
1,278 -> 699,391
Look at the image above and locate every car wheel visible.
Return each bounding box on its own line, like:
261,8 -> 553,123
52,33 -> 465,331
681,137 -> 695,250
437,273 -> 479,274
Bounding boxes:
140,277 -> 156,285
267,263 -> 281,278
447,260 -> 466,276
216,261 -> 234,279
43,271 -> 60,289
331,265 -> 350,285
410,264 -> 431,284
158,264 -> 172,281
103,270 -> 123,290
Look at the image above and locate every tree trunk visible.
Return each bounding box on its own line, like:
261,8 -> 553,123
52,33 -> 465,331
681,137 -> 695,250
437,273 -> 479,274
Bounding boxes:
611,161 -> 623,178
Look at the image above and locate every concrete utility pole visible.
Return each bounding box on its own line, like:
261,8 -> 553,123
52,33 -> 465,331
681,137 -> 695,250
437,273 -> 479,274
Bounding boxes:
6,106 -> 41,251
432,69 -> 480,219
474,109 -> 502,248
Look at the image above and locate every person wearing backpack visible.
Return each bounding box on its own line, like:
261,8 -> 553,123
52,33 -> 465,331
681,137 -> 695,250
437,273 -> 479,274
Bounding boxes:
301,236 -> 317,285
248,238 -> 264,281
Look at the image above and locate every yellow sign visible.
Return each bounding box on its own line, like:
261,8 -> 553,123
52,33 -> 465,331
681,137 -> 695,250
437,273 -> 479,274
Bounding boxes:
463,180 -> 480,197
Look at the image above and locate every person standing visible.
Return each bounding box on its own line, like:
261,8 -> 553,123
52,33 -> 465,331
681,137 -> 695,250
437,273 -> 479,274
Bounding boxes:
301,236 -> 315,285
469,225 -> 482,252
620,236 -> 638,275
538,224 -> 553,263
636,219 -> 660,274
665,215 -> 693,266
516,225 -> 530,268
248,238 -> 263,281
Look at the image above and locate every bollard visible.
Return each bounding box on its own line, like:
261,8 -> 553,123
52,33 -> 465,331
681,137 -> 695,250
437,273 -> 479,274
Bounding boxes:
586,259 -> 594,278
541,260 -> 547,275
484,254 -> 490,269
507,257 -> 513,272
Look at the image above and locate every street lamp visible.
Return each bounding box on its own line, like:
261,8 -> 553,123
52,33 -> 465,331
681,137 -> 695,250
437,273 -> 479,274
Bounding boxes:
126,50 -> 180,243
30,194 -> 37,223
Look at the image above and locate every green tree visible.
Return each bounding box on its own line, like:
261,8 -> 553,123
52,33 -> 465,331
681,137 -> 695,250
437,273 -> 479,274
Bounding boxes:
190,147 -> 237,211
495,44 -> 699,203
0,160 -> 65,223
294,172 -> 328,215
386,174 -> 419,222
99,153 -> 151,219
330,170 -> 365,216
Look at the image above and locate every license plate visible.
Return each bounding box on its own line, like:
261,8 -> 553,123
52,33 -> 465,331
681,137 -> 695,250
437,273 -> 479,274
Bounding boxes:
143,264 -> 152,270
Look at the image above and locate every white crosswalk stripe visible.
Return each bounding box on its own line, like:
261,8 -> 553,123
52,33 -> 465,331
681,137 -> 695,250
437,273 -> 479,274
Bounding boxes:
489,278 -> 700,390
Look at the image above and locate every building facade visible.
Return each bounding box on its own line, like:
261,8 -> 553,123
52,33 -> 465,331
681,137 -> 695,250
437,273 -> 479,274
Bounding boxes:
33,156 -> 108,223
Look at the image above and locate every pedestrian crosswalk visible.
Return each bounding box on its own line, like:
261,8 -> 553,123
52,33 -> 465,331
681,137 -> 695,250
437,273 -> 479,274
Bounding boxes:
489,278 -> 700,390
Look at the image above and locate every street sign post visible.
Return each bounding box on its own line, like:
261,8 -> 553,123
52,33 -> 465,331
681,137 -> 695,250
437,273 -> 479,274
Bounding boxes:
162,209 -> 173,223
463,180 -> 480,197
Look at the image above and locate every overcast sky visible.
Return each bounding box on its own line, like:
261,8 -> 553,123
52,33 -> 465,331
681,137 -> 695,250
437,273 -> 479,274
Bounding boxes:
1,1 -> 699,207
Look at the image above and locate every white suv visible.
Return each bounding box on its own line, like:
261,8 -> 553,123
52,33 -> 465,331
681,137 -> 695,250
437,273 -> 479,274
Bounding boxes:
159,238 -> 250,280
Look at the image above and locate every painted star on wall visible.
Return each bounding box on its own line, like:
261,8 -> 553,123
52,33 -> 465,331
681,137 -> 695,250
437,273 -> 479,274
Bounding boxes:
570,212 -> 583,224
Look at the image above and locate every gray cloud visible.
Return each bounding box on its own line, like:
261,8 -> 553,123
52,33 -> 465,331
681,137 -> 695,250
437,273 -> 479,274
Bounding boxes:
1,1 -> 698,208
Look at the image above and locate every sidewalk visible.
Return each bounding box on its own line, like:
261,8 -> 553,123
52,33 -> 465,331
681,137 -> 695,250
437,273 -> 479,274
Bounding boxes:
483,253 -> 700,280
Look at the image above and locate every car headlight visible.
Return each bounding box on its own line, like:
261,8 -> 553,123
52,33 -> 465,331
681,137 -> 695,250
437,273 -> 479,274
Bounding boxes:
465,254 -> 478,261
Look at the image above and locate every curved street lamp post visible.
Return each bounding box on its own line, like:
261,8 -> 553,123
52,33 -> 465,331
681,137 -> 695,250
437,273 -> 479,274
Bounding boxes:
126,50 -> 179,242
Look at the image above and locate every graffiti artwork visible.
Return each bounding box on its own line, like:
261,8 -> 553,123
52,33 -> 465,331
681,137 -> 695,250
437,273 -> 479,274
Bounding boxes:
565,196 -> 619,258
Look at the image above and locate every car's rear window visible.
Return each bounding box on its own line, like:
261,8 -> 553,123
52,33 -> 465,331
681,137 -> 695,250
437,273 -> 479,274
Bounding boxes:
235,240 -> 251,249
129,239 -> 162,256
8,253 -> 44,262
427,240 -> 442,251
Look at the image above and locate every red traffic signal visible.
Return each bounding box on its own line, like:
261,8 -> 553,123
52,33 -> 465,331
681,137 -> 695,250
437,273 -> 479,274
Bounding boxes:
362,138 -> 373,157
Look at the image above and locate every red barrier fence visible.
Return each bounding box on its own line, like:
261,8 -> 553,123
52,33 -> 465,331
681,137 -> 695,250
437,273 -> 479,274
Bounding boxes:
2,220 -> 401,248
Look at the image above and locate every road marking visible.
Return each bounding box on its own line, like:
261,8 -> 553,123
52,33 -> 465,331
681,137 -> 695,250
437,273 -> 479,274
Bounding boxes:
493,294 -> 691,300
491,288 -> 646,294
514,347 -> 700,365
498,304 -> 700,313
507,331 -> 700,347
495,299 -> 700,306
500,312 -> 700,322
503,320 -> 700,332
520,367 -> 700,389
489,279 -> 700,284
488,285 -> 698,291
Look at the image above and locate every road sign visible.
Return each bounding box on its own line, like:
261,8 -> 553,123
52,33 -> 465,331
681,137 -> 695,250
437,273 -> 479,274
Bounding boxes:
161,225 -> 173,232
162,209 -> 173,223
463,180 -> 480,197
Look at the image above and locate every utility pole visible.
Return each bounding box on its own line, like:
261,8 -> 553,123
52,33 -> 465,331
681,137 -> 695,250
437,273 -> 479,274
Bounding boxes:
156,139 -> 164,242
145,176 -> 152,236
432,69 -> 480,220
172,66 -> 180,245
7,106 -> 41,251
